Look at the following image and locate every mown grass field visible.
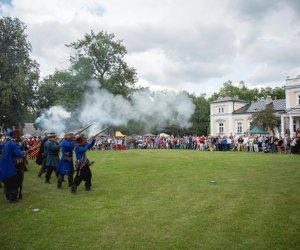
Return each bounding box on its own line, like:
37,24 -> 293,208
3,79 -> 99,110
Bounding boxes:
0,150 -> 300,250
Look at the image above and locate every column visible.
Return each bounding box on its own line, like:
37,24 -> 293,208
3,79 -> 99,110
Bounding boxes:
281,115 -> 284,137
289,114 -> 293,136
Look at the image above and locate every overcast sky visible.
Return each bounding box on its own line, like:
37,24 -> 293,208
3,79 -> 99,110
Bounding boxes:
1,0 -> 300,96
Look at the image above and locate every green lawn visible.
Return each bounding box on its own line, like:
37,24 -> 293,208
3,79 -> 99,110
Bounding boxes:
1,150 -> 300,250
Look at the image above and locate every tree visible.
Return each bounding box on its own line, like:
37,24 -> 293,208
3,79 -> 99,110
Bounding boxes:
209,81 -> 285,103
251,106 -> 280,134
190,94 -> 210,135
67,30 -> 138,97
0,17 -> 39,130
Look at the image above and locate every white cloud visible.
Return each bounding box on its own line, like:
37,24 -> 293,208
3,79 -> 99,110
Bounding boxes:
1,0 -> 300,96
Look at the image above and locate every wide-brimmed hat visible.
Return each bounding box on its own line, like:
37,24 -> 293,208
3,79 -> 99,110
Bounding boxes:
48,132 -> 57,138
12,129 -> 21,139
75,136 -> 87,146
64,131 -> 74,138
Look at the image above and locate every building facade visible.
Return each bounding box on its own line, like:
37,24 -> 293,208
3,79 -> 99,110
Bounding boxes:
210,76 -> 300,137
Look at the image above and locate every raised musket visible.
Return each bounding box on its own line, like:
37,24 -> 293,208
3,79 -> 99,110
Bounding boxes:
59,122 -> 95,142
74,122 -> 95,136
89,127 -> 109,140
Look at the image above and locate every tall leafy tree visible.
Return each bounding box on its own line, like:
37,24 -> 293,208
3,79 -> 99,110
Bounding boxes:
0,17 -> 39,130
67,30 -> 137,97
251,106 -> 280,134
190,94 -> 210,135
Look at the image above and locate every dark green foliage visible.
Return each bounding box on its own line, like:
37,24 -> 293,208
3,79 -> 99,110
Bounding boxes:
190,94 -> 210,135
67,30 -> 138,97
0,17 -> 39,129
251,106 -> 280,134
209,80 -> 285,102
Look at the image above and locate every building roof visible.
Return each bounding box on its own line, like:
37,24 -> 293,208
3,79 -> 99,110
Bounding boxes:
233,99 -> 286,114
211,96 -> 248,103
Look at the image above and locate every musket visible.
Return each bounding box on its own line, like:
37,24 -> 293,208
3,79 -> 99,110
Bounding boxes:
74,122 -> 95,137
89,127 -> 109,140
59,122 -> 95,142
27,148 -> 40,158
28,142 -> 41,152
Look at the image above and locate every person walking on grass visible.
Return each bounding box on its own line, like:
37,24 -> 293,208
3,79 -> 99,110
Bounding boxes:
71,135 -> 96,194
57,132 -> 76,188
44,132 -> 61,184
0,130 -> 25,203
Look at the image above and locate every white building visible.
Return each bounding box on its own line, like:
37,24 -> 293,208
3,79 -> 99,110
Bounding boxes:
210,76 -> 300,137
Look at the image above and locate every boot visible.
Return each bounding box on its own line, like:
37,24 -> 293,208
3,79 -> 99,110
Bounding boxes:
9,191 -> 18,203
45,179 -> 50,184
37,168 -> 45,177
85,186 -> 91,191
71,185 -> 77,194
57,175 -> 63,188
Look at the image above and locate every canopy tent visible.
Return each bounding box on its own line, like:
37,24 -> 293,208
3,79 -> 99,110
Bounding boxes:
129,134 -> 142,139
143,133 -> 155,137
159,133 -> 170,138
115,131 -> 126,137
98,132 -> 109,137
249,127 -> 270,134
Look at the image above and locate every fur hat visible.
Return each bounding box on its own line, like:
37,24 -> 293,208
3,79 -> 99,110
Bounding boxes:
75,136 -> 87,146
12,129 -> 21,139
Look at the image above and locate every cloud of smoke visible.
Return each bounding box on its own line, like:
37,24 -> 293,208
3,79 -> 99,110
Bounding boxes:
35,105 -> 71,134
36,80 -> 195,135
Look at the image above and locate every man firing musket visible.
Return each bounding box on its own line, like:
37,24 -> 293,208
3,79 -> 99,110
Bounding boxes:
71,127 -> 108,194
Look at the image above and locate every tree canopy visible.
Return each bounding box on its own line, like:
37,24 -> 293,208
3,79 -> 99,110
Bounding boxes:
251,106 -> 280,134
0,17 -> 39,129
67,30 -> 138,97
209,81 -> 285,102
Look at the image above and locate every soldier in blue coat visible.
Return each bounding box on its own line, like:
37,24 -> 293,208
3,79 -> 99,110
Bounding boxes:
44,132 -> 61,184
71,135 -> 96,193
57,132 -> 76,188
0,130 -> 25,203
0,132 -> 4,189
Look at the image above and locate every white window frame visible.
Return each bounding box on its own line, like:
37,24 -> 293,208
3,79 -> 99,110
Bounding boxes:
218,107 -> 224,113
298,94 -> 300,106
237,122 -> 242,134
219,123 -> 224,134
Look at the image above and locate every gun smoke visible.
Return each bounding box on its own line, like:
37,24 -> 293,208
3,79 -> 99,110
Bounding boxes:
36,81 -> 195,135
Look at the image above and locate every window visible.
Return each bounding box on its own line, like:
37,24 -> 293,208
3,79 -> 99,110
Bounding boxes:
293,119 -> 296,132
218,107 -> 224,113
219,123 -> 224,134
237,122 -> 242,133
298,95 -> 300,106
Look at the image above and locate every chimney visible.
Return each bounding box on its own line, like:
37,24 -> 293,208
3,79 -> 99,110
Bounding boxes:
265,96 -> 272,105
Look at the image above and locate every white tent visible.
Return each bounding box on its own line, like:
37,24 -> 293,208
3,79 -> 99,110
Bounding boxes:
159,133 -> 170,138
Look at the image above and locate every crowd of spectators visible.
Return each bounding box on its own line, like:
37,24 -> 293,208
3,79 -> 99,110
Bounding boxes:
94,131 -> 300,155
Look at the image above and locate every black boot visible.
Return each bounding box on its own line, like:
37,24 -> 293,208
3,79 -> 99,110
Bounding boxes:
57,175 -> 63,188
71,185 -> 77,194
9,191 -> 18,203
37,168 -> 45,177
